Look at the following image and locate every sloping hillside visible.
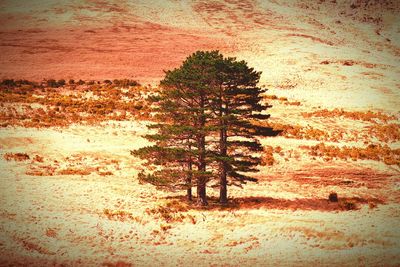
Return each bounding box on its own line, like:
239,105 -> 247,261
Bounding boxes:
0,0 -> 399,266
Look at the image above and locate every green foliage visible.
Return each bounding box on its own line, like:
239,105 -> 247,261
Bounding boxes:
137,171 -> 171,187
132,50 -> 280,205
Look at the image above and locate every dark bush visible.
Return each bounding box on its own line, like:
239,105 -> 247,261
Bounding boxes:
1,79 -> 16,87
46,79 -> 58,88
112,79 -> 140,87
57,79 -> 66,86
341,200 -> 357,210
329,192 -> 338,202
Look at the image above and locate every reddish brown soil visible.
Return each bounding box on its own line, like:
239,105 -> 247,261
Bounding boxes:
291,166 -> 394,190
0,25 -> 230,83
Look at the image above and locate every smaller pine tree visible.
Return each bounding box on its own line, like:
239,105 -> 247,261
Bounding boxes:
132,88 -> 197,200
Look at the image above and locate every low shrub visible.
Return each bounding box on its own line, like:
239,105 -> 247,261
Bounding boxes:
261,146 -> 275,166
58,168 -> 92,176
146,200 -> 188,223
340,200 -> 357,210
4,152 -> 30,161
328,192 -> 338,202
302,108 -> 396,123
103,209 -> 136,221
302,143 -> 400,167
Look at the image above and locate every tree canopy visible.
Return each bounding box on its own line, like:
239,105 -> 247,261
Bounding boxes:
132,51 -> 280,206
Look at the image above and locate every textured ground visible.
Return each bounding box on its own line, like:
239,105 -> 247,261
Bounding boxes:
0,118 -> 399,266
0,0 -> 400,266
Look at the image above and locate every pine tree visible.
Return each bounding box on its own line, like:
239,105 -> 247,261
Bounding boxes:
132,50 -> 280,206
211,56 -> 281,204
132,80 -> 197,200
133,51 -> 219,205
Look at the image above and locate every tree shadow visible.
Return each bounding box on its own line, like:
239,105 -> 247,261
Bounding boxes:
165,195 -> 385,212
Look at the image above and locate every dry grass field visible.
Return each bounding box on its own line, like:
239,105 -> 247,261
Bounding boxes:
0,0 -> 399,266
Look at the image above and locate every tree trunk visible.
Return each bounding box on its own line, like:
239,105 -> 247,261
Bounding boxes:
186,160 -> 192,201
197,180 -> 207,205
197,132 -> 208,206
196,93 -> 208,206
186,141 -> 193,201
219,126 -> 228,204
219,98 -> 228,204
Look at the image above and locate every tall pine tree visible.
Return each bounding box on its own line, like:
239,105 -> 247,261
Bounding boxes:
211,55 -> 281,204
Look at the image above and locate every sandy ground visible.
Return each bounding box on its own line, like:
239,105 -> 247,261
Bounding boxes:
0,0 -> 400,266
